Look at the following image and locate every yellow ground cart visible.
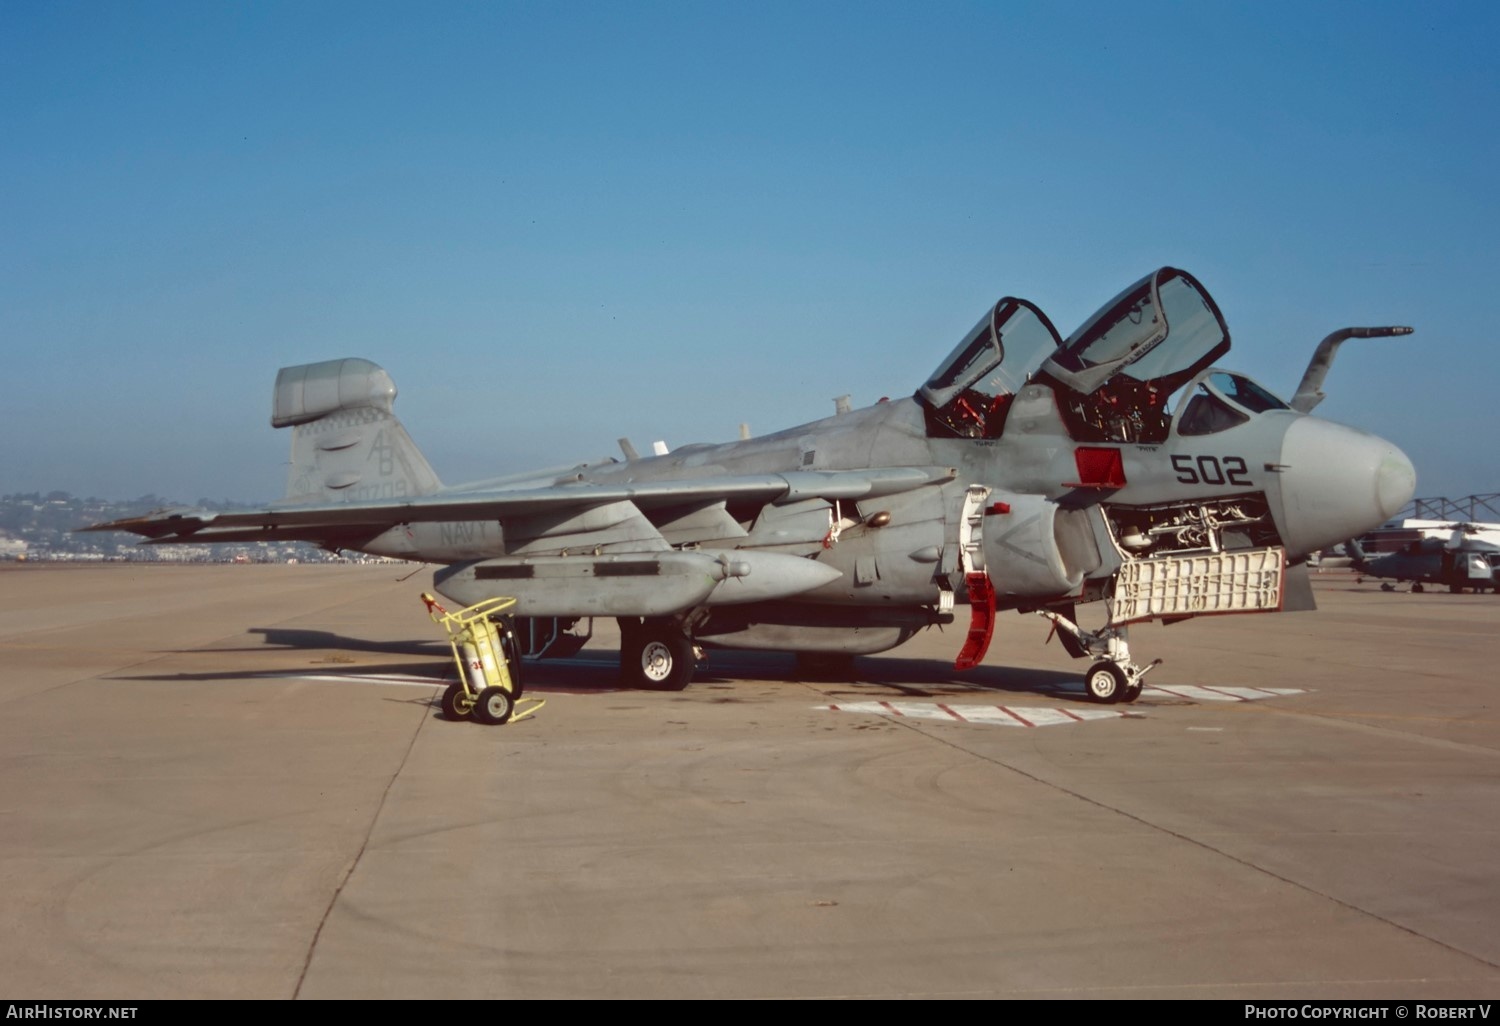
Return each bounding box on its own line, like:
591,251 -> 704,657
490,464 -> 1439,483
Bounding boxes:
421,592 -> 543,725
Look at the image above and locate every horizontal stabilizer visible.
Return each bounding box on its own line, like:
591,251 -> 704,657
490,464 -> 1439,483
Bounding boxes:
272,358 -> 396,428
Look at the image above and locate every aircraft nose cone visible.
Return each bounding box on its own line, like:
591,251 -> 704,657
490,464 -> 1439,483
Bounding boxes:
1375,444 -> 1417,522
1276,418 -> 1416,555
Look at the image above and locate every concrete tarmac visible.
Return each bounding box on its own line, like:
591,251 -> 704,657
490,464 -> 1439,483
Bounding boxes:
1,562 -> 1497,999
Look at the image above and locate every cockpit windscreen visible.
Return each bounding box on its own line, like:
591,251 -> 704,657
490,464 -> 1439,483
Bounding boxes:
1176,371 -> 1289,436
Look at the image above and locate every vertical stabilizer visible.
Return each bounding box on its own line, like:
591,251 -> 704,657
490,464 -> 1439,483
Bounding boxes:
272,358 -> 442,505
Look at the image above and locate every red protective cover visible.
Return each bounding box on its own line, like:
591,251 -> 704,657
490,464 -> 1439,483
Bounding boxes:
954,571 -> 996,670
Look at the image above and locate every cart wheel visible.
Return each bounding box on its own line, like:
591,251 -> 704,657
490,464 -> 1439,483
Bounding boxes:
1084,662 -> 1125,704
473,685 -> 514,725
441,682 -> 474,721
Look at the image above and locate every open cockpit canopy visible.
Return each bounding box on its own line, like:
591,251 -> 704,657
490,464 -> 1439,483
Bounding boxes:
1042,267 -> 1229,397
1037,267 -> 1233,444
917,298 -> 1063,439
918,269 -> 1240,444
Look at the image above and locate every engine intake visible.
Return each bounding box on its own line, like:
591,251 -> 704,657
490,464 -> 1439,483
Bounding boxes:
978,490 -> 1101,598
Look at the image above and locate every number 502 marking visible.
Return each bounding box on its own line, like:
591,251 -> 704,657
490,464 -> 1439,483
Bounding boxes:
1172,454 -> 1252,486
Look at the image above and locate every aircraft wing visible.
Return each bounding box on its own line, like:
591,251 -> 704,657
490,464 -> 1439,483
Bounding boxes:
82,466 -> 957,545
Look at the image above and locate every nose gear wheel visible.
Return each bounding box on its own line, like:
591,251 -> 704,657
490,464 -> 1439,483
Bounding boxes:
1038,609 -> 1159,704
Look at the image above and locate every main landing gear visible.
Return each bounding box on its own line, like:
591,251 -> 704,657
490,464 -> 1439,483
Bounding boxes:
617,617 -> 701,691
1036,609 -> 1160,705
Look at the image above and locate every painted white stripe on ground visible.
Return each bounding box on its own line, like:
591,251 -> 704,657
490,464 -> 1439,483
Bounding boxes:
1069,706 -> 1139,721
1142,683 -> 1305,703
1141,683 -> 1202,700
1200,685 -> 1293,701
821,683 -> 1304,727
820,701 -> 1132,727
292,674 -> 443,688
1007,707 -> 1077,726
1194,683 -> 1263,700
947,706 -> 1028,726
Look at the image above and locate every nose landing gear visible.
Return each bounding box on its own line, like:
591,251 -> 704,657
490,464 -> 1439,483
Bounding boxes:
1037,609 -> 1161,704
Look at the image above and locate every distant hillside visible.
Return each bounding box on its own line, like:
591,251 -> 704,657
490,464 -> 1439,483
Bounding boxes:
0,492 -> 337,562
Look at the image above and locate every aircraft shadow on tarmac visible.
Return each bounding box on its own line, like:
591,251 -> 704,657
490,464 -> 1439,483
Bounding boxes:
110,624 -> 1091,701
112,626 -> 452,683
212,627 -> 451,657
140,627 -> 443,660
480,647 -> 1089,701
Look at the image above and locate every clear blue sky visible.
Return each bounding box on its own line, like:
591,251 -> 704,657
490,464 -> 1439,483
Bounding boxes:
3,1 -> 1495,504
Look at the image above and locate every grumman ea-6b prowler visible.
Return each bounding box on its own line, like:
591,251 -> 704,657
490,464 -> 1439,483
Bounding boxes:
88,268 -> 1417,702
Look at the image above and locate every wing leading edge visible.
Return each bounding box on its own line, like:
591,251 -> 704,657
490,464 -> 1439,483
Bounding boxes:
83,466 -> 957,546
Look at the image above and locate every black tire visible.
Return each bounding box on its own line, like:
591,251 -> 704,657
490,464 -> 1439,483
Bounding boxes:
1121,682 -> 1143,704
488,616 -> 525,696
1380,582 -> 1394,592
441,681 -> 474,721
1084,661 -> 1126,704
499,627 -> 524,697
626,624 -> 696,691
1412,583 -> 1425,593
473,685 -> 514,725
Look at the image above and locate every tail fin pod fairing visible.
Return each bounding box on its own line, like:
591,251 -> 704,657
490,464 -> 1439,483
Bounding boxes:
272,358 -> 442,505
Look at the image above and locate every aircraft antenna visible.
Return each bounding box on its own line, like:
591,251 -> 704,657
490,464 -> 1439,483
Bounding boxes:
1290,325 -> 1412,413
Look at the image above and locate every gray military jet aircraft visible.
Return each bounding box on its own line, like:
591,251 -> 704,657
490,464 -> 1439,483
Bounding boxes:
1349,528 -> 1500,593
86,267 -> 1416,702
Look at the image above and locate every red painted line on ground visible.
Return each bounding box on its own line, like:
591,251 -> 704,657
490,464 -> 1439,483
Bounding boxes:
937,703 -> 966,721
1058,707 -> 1085,722
878,700 -> 905,716
1194,684 -> 1249,700
1145,684 -> 1194,699
1000,706 -> 1034,727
